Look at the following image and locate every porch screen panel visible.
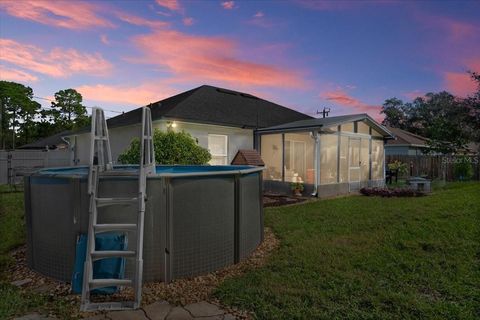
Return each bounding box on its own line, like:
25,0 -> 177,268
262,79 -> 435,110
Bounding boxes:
371,140 -> 384,180
260,134 -> 282,181
284,133 -> 315,184
320,134 -> 338,184
339,135 -> 348,183
361,138 -> 370,181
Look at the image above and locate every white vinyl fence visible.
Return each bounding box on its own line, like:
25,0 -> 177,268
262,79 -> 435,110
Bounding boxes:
0,149 -> 72,185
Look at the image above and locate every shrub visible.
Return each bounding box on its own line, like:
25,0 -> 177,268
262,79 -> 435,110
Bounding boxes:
453,156 -> 474,181
118,129 -> 211,165
360,187 -> 425,197
387,160 -> 408,176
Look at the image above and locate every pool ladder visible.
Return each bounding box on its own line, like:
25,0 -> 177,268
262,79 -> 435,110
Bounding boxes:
80,107 -> 155,311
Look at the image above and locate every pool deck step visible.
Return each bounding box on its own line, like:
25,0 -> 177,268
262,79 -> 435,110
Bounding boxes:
91,250 -> 136,260
89,279 -> 133,290
94,223 -> 137,232
95,197 -> 138,207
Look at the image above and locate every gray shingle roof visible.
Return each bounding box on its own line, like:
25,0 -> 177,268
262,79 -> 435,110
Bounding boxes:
104,85 -> 313,130
256,113 -> 394,137
19,130 -> 72,149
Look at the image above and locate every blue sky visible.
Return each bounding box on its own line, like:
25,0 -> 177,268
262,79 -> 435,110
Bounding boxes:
0,0 -> 479,120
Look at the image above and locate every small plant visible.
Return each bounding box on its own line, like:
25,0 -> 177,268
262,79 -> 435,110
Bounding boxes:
290,182 -> 304,196
387,160 -> 408,176
453,156 -> 474,181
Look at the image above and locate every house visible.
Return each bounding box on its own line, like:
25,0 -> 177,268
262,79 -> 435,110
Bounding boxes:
256,114 -> 394,197
66,85 -> 313,165
19,130 -> 72,150
35,85 -> 393,197
384,127 -> 430,156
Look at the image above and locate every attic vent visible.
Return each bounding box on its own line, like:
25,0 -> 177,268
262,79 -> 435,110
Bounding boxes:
240,93 -> 259,100
216,88 -> 238,96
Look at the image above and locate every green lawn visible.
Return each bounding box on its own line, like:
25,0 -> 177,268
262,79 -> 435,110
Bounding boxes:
0,186 -> 72,319
215,182 -> 480,319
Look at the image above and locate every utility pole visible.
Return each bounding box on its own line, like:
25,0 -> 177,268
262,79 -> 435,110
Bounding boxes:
316,107 -> 331,118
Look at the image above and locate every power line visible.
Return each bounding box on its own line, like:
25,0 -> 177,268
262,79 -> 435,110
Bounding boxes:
33,96 -> 127,115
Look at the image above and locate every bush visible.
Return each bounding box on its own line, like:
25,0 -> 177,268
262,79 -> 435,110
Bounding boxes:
360,187 -> 425,197
453,156 -> 474,181
387,160 -> 408,176
118,129 -> 211,165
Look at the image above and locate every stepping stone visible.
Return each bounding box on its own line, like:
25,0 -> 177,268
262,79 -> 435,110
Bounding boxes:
193,316 -> 223,320
184,302 -> 224,317
107,310 -> 148,320
82,315 -> 106,320
14,313 -> 56,320
143,301 -> 172,320
223,315 -> 236,320
166,307 -> 192,320
11,278 -> 32,287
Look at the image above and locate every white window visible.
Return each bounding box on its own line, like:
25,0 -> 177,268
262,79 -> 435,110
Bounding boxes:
208,134 -> 228,165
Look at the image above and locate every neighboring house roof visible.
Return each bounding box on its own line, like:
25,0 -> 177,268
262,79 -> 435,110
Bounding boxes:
256,113 -> 394,138
19,130 -> 71,149
100,85 -> 313,131
385,127 -> 429,147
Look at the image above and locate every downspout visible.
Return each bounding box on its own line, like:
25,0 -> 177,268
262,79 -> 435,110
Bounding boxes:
311,130 -> 319,197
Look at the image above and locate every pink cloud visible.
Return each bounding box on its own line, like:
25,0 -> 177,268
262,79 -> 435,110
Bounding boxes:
444,58 -> 480,97
115,11 -> 169,29
0,65 -> 38,82
76,83 -> 177,106
156,0 -> 181,11
183,17 -> 194,26
0,38 -> 112,78
321,90 -> 382,120
444,72 -> 477,97
221,1 -> 236,10
0,0 -> 113,29
253,11 -> 264,18
131,30 -> 307,89
100,34 -> 110,45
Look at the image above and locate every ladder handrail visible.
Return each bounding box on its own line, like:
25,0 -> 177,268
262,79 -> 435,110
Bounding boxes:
81,106 -> 155,312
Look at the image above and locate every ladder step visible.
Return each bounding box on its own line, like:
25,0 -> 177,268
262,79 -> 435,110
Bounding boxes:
89,279 -> 133,289
94,135 -> 108,140
91,250 -> 136,260
94,223 -> 137,233
81,301 -> 137,312
96,197 -> 138,207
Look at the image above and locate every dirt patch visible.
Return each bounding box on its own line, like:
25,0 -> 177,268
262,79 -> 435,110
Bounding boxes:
6,228 -> 279,319
263,193 -> 308,207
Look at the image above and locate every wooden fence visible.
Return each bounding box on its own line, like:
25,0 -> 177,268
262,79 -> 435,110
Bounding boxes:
386,155 -> 480,181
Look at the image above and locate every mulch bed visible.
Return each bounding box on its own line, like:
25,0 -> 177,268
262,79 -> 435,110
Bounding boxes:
263,193 -> 308,207
6,228 -> 279,319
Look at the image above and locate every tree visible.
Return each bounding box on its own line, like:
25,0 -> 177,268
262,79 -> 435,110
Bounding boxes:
381,90 -> 472,154
463,71 -> 480,143
0,81 -> 40,149
50,89 -> 89,131
381,98 -> 408,129
118,129 -> 211,165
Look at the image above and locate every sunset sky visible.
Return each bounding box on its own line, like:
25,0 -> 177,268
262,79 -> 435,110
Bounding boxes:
1,0 -> 479,120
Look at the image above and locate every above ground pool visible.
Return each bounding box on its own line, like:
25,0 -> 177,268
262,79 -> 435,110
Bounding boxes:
24,165 -> 264,283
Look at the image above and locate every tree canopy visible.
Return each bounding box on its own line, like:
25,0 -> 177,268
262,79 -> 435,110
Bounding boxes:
381,72 -> 480,154
0,83 -> 90,149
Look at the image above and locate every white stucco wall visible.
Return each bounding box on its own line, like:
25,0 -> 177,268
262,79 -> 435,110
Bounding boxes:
67,119 -> 253,165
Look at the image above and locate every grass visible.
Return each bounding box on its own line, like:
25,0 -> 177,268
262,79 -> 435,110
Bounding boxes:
215,182 -> 480,319
0,185 -> 73,319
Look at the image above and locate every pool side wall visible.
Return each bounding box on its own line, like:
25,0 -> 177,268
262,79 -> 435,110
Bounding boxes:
24,171 -> 263,283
